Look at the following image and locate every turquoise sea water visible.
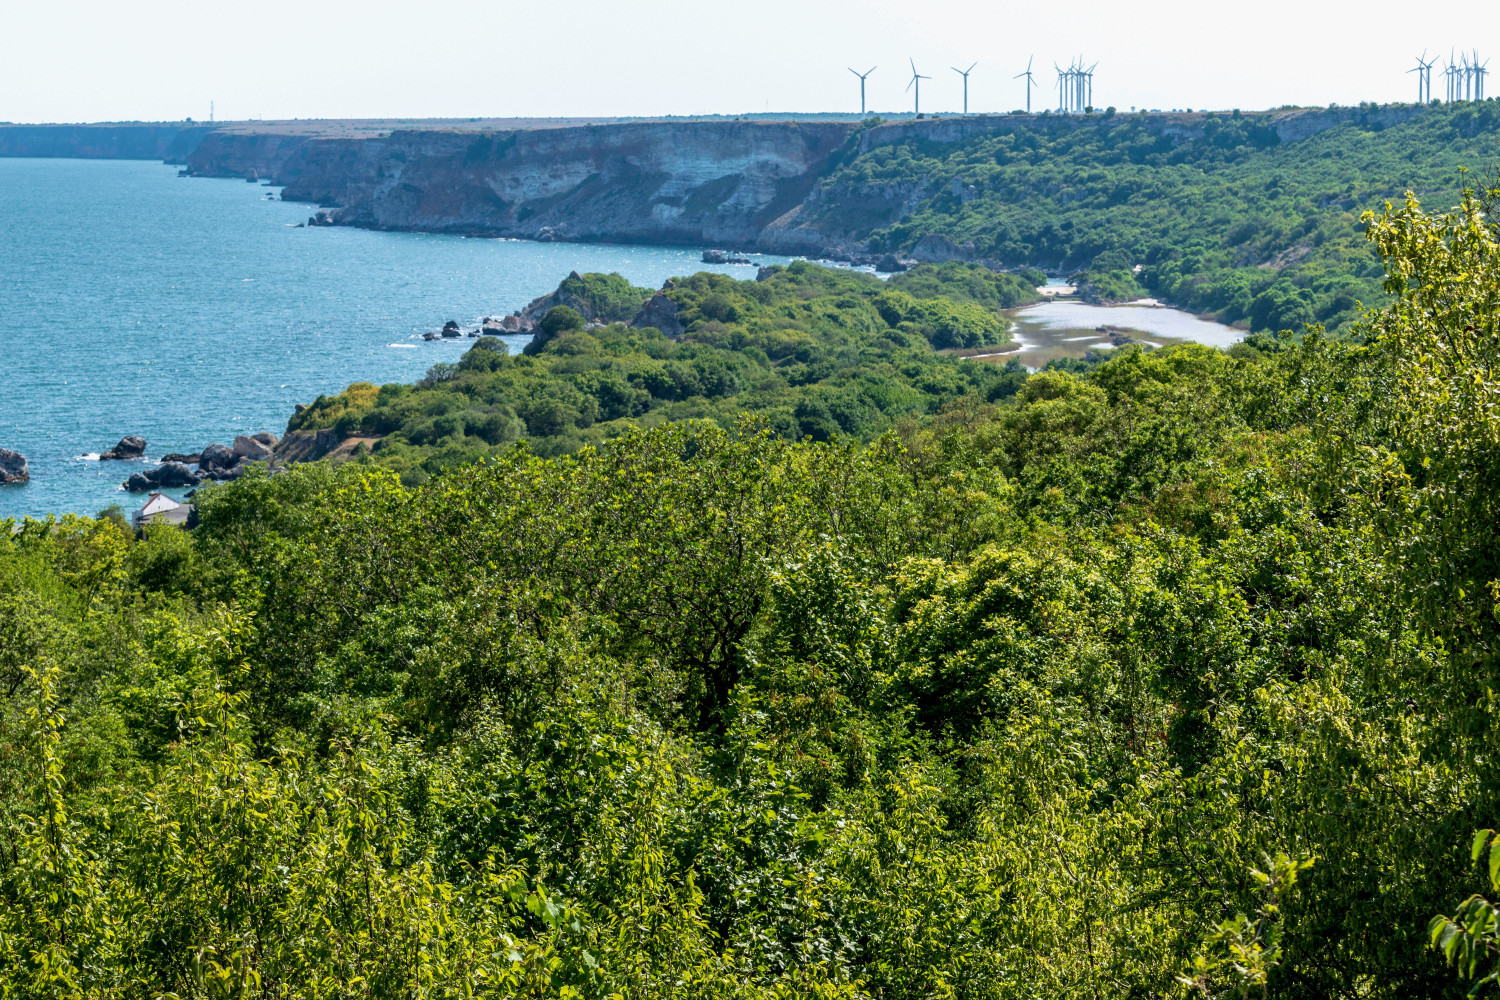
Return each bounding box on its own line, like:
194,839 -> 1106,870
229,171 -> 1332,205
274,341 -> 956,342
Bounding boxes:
0,159 -> 790,519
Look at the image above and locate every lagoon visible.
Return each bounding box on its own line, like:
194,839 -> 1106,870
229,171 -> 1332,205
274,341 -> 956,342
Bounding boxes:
1003,299 -> 1244,368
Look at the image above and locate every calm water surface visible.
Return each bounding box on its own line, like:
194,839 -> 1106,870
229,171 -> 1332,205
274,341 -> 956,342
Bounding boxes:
0,159 -> 790,518
1003,299 -> 1243,368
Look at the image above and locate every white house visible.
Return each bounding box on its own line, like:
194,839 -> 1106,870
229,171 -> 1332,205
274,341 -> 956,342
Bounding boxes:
133,492 -> 191,528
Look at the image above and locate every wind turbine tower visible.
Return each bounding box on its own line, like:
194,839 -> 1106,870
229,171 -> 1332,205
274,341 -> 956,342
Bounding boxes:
1408,52 -> 1434,103
849,66 -> 876,115
953,62 -> 977,115
1014,55 -> 1036,113
906,58 -> 931,114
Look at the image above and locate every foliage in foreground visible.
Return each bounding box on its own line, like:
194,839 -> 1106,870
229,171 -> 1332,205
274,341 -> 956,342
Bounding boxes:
7,193 -> 1500,996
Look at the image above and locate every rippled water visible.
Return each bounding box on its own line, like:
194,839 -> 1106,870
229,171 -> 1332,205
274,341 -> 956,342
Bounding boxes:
0,159 -> 790,518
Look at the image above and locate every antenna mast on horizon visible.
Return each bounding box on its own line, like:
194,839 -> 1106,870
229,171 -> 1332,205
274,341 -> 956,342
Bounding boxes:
906,58 -> 931,114
953,62 -> 977,115
1014,55 -> 1036,113
848,66 -> 877,115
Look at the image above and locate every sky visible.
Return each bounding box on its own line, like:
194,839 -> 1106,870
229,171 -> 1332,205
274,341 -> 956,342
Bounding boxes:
1,0 -> 1495,123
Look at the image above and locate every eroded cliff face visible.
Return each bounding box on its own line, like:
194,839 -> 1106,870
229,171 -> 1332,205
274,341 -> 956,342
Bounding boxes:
276,122 -> 861,253
262,106 -> 1435,255
184,132 -> 313,181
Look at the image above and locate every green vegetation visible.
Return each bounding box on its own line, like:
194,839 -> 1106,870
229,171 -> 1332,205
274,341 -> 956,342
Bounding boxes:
12,192 -> 1500,996
288,261 -> 1037,483
815,103 -> 1500,328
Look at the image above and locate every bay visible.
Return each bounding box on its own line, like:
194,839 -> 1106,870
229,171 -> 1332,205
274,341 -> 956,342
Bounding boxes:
0,158 -> 789,519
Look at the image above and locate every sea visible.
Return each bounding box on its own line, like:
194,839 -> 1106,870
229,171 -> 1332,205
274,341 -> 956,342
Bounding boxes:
0,158 -> 793,519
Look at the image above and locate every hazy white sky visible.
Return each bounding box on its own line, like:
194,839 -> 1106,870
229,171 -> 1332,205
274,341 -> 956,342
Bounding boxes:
1,0 -> 1494,123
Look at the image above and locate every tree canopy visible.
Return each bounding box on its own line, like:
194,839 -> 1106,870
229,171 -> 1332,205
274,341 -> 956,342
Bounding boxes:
7,189 -> 1500,997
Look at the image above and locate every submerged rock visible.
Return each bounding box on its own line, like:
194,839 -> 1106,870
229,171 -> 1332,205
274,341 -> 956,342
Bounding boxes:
0,448 -> 29,484
160,452 -> 201,465
100,435 -> 148,461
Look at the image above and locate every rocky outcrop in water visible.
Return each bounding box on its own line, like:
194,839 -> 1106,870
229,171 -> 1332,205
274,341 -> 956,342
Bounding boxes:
100,435 -> 147,460
124,462 -> 199,492
0,449 -> 28,485
199,442 -> 236,473
233,433 -> 276,460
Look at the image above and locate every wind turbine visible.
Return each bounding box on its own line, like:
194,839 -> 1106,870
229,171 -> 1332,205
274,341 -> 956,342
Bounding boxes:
952,62 -> 977,115
1055,62 -> 1066,112
1014,55 -> 1036,113
906,58 -> 931,114
1408,51 -> 1433,103
1477,54 -> 1490,101
1085,60 -> 1098,111
849,66 -> 876,115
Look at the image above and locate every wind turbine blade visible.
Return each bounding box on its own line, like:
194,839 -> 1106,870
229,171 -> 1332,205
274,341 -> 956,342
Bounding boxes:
906,77 -> 915,92
967,62 -> 978,73
910,57 -> 917,75
868,66 -> 877,76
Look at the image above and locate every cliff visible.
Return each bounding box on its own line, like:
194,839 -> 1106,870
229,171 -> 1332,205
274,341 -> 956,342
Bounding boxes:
256,106 -> 1434,255
274,122 -> 862,253
184,131 -> 314,181
0,123 -> 214,162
